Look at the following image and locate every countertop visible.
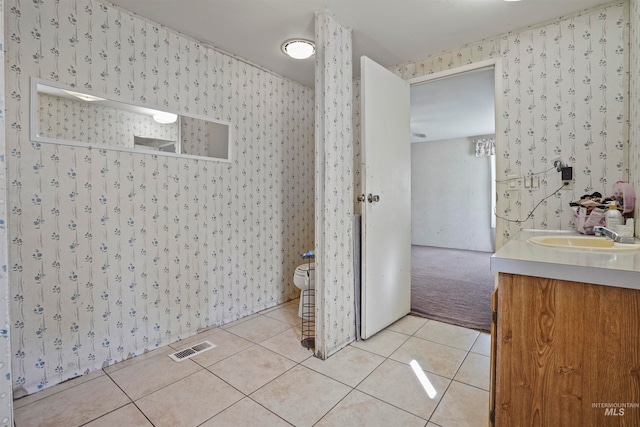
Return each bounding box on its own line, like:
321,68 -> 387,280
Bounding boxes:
490,229 -> 640,290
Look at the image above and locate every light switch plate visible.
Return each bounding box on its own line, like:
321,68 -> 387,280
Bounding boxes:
507,175 -> 520,191
532,176 -> 540,188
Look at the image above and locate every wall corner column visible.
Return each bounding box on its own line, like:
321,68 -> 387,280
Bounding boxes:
630,0 -> 640,236
314,9 -> 356,359
0,0 -> 14,424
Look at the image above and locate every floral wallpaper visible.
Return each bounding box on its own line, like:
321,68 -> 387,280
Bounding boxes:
372,1 -> 629,248
314,10 -> 355,359
498,3 -> 626,242
3,0 -> 637,414
0,0 -> 14,423
6,0 -> 314,397
118,110 -> 177,147
181,116 -> 210,158
632,0 -> 640,236
38,92 -> 178,147
180,116 -> 228,159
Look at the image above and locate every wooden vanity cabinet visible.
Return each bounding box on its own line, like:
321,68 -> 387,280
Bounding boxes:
490,273 -> 640,426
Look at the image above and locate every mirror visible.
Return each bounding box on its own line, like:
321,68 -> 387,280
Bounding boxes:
31,78 -> 231,162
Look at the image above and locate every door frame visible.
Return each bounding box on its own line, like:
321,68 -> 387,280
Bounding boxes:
407,58 -> 503,248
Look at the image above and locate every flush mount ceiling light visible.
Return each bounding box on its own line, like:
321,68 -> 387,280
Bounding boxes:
63,89 -> 106,102
153,112 -> 178,124
281,39 -> 315,59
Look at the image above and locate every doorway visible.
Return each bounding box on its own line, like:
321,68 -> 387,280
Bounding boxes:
408,61 -> 499,332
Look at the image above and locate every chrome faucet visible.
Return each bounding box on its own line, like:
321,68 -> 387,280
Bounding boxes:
593,226 -> 636,244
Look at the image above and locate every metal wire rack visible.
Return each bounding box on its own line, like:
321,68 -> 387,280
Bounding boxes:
299,252 -> 315,349
300,287 -> 315,349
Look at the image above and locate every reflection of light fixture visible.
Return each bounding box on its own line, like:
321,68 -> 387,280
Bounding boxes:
63,89 -> 106,102
152,112 -> 178,124
410,360 -> 437,399
281,39 -> 315,59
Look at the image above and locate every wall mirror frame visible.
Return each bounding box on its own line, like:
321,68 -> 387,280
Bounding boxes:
30,77 -> 232,162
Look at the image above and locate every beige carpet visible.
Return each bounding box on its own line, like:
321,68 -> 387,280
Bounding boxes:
411,245 -> 494,332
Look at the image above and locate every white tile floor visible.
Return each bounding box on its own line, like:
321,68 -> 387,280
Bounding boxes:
13,300 -> 491,427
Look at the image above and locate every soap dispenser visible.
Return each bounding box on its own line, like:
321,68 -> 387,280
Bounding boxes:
604,203 -> 623,229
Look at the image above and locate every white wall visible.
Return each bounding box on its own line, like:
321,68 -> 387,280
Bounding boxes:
314,10 -> 355,359
0,0 -> 640,424
0,0 -> 12,423
387,2 -> 628,248
412,136 -> 494,251
632,0 -> 640,236
5,0 -> 314,397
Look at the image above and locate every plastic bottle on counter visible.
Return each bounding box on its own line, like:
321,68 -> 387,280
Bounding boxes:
604,203 -> 623,230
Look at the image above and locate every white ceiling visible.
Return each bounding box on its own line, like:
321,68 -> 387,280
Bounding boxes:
105,0 -> 608,142
411,67 -> 495,143
106,0 -> 609,88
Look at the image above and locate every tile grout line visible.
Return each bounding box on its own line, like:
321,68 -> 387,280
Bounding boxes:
241,346 -> 323,426
348,336 -> 439,423
426,338 -> 491,425
75,371 -> 147,427
305,318 -> 440,424
11,301 -> 298,406
413,317 -> 489,425
348,380 -> 431,423
16,310 -> 489,426
188,380 -> 246,427
371,316 -> 482,424
105,359 -> 205,402
241,312 -> 354,426
192,314 -> 468,425
12,371 -> 108,411
16,373 -> 133,427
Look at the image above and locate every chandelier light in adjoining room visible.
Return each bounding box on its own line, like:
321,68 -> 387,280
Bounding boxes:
281,39 -> 315,59
152,112 -> 178,124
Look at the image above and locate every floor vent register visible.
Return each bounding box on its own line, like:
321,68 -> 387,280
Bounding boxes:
169,341 -> 216,362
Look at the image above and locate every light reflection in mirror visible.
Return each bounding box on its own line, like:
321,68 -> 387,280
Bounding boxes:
31,78 -> 231,162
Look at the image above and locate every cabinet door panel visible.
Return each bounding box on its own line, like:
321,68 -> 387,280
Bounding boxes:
495,273 -> 640,426
490,289 -> 498,426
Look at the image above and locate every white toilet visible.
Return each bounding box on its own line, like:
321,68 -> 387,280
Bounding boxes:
293,262 -> 315,317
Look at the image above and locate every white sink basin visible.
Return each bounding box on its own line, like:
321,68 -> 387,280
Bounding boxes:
528,235 -> 640,251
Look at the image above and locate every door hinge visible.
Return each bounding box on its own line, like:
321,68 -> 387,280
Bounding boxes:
490,409 -> 495,424
492,310 -> 497,324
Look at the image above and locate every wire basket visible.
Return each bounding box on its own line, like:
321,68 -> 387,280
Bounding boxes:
300,287 -> 315,349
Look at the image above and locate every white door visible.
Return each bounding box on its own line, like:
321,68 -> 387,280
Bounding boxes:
360,56 -> 411,339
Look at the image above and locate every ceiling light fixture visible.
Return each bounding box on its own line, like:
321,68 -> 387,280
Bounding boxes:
281,39 -> 315,59
153,112 -> 178,124
63,89 -> 106,102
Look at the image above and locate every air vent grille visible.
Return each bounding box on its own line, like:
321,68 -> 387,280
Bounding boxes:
169,341 -> 216,362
